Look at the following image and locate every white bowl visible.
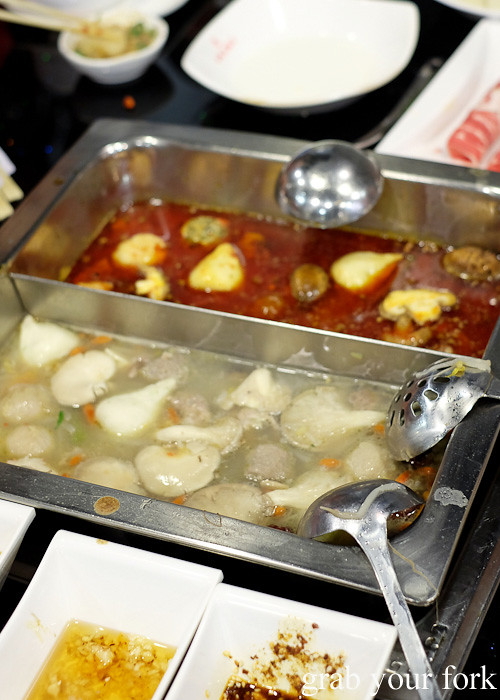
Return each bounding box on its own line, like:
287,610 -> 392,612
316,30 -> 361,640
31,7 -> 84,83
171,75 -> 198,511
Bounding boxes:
57,13 -> 169,85
0,499 -> 35,591
0,530 -> 222,700
432,0 -> 500,19
166,583 -> 397,700
181,0 -> 420,113
10,0 -> 188,18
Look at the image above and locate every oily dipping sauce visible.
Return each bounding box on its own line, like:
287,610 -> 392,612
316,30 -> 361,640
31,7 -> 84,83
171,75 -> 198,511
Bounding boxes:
24,619 -> 176,700
65,200 -> 500,358
219,618 -> 346,700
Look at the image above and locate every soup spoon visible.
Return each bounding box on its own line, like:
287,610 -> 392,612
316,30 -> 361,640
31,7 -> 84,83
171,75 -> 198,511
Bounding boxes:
298,479 -> 443,700
275,140 -> 384,227
385,357 -> 500,461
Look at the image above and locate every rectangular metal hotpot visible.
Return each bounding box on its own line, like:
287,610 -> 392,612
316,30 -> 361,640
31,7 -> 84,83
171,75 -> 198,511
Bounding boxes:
1,119 -> 500,610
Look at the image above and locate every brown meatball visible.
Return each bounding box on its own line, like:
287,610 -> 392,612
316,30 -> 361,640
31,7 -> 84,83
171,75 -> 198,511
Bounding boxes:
443,246 -> 500,281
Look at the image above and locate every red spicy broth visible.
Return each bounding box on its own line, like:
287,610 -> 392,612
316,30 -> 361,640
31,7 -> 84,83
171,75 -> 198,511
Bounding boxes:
66,200 -> 500,358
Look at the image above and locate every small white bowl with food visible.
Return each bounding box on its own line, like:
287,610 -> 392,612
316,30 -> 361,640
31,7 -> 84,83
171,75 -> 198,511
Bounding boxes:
57,10 -> 169,84
0,530 -> 223,700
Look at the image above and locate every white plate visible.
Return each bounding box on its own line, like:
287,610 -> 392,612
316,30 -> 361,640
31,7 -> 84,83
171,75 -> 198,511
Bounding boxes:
181,0 -> 420,113
433,0 -> 500,20
0,499 -> 35,591
0,530 -> 222,700
376,20 -> 500,169
166,583 -> 397,700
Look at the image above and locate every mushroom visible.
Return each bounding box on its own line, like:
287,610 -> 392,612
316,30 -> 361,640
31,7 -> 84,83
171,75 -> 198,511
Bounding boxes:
280,385 -> 384,451
50,350 -> 117,407
183,483 -> 274,526
19,315 -> 79,367
156,416 -> 243,454
95,377 -> 176,436
220,367 -> 291,413
135,442 -> 220,498
290,263 -> 329,303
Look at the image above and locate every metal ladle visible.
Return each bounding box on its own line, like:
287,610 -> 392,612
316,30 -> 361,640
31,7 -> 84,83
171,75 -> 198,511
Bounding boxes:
386,357 -> 500,461
298,479 -> 443,700
276,140 -> 384,227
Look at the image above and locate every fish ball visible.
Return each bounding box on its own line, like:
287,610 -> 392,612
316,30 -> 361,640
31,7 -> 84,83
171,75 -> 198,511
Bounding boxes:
6,424 -> 54,457
74,456 -> 145,495
1,383 -> 56,423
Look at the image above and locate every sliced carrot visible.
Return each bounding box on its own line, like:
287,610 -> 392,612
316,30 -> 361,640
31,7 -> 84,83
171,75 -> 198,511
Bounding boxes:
82,403 -> 97,424
91,335 -> 112,345
373,422 -> 385,435
69,345 -> 86,356
414,466 -> 437,478
319,457 -> 342,469
168,405 -> 180,424
69,454 -> 83,467
172,494 -> 186,505
273,505 -> 286,517
396,470 -> 411,484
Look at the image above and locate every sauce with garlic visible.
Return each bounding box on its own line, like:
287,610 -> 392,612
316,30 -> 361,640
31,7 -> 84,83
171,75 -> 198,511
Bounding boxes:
24,619 -> 176,700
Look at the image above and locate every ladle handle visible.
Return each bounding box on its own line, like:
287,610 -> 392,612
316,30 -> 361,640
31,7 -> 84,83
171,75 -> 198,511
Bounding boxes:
356,532 -> 443,700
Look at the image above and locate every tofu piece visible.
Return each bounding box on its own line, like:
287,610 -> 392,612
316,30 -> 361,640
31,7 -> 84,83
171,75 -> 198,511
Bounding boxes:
379,289 -> 457,325
112,232 -> 166,267
188,242 -> 244,291
330,251 -> 403,292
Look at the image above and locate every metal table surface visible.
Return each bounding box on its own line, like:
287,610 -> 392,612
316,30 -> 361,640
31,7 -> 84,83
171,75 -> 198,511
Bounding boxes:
0,1 -> 498,697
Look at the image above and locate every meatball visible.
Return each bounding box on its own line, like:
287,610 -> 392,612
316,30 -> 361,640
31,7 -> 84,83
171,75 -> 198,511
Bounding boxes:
245,443 -> 295,483
139,351 -> 189,383
443,245 -> 500,281
170,390 -> 212,425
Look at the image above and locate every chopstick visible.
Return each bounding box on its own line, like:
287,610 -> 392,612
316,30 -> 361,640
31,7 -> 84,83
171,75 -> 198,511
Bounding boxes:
0,8 -> 77,32
1,0 -> 82,24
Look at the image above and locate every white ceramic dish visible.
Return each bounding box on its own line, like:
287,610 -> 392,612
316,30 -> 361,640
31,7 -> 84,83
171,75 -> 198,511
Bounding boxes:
0,499 -> 35,591
166,583 -> 397,700
433,0 -> 500,19
180,0 -> 420,113
0,530 -> 223,700
7,0 -> 187,18
57,12 -> 169,85
376,20 -> 500,170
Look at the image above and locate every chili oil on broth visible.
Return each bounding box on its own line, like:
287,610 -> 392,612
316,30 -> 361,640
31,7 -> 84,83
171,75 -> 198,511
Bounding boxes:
64,200 -> 500,358
0,315 -> 434,533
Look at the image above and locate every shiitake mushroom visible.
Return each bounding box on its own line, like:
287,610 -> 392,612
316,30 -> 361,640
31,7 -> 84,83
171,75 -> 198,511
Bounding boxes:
290,263 -> 329,303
